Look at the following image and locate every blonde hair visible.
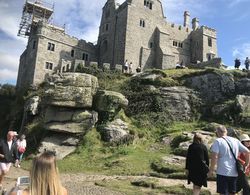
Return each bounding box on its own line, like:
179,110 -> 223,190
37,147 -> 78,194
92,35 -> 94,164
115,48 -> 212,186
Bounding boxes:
30,151 -> 63,195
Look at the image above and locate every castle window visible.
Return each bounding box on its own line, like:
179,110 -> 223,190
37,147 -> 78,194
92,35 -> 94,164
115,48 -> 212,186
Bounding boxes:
178,42 -> 183,48
66,64 -> 70,71
82,53 -> 89,61
47,42 -> 55,51
173,41 -> 178,47
45,62 -> 53,70
32,40 -> 36,49
144,0 -> 152,10
149,42 -> 153,48
140,19 -> 145,27
105,24 -> 109,31
71,49 -> 75,57
208,37 -> 212,47
62,66 -> 65,72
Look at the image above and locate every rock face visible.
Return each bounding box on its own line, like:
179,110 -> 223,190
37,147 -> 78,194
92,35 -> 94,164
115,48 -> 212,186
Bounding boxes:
185,72 -> 235,103
98,119 -> 129,142
93,90 -> 129,122
159,87 -> 201,121
44,107 -> 98,134
235,95 -> 250,124
38,134 -> 78,160
235,78 -> 250,95
45,73 -> 98,108
24,96 -> 40,115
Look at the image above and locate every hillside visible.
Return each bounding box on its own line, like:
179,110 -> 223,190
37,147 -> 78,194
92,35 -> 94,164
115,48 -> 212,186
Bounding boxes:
2,67 -> 250,194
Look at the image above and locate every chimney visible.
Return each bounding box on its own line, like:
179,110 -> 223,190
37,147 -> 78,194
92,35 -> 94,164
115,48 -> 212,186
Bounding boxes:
192,17 -> 199,30
183,11 -> 190,27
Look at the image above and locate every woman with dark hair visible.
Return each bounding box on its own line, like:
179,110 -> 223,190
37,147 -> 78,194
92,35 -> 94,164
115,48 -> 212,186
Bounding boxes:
186,133 -> 209,195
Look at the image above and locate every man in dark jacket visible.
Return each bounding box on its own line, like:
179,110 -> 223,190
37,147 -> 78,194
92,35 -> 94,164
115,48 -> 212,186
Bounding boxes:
0,131 -> 19,189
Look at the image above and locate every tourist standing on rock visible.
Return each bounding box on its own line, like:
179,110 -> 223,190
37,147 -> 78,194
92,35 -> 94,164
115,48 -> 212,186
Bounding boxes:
185,133 -> 209,195
129,62 -> 133,73
209,125 -> 250,195
237,134 -> 250,195
235,58 -> 241,69
244,57 -> 249,70
9,151 -> 68,195
16,134 -> 26,168
0,131 -> 19,190
124,60 -> 129,73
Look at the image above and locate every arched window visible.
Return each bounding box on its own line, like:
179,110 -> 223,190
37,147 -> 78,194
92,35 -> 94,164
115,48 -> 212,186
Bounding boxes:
101,40 -> 108,53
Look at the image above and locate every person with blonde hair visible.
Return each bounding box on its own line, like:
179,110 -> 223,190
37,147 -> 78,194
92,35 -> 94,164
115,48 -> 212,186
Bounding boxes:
186,132 -> 209,195
10,151 -> 67,195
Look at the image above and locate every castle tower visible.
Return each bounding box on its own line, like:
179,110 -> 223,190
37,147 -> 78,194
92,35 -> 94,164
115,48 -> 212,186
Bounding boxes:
18,0 -> 54,37
183,11 -> 190,27
192,17 -> 199,30
97,0 -> 117,67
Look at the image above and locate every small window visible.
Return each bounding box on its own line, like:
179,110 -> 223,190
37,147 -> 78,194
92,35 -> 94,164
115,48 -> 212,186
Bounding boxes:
105,24 -> 109,31
208,37 -> 212,47
144,0 -> 152,9
173,41 -> 178,47
140,19 -> 145,27
47,42 -> 55,51
149,42 -> 153,48
178,42 -> 183,48
32,40 -> 36,49
45,62 -> 53,70
66,64 -> 70,71
71,49 -> 74,57
62,67 -> 65,72
82,53 -> 89,61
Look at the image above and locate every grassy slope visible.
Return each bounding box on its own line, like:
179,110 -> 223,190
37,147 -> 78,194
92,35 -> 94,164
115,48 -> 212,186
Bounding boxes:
21,68 -> 250,194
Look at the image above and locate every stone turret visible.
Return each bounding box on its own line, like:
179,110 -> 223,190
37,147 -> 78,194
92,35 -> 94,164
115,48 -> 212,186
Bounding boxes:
192,17 -> 199,30
183,11 -> 190,27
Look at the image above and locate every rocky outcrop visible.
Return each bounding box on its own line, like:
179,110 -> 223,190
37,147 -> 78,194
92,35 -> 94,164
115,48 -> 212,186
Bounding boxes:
185,72 -> 235,103
93,90 -> 128,122
235,78 -> 250,95
159,87 -> 201,121
235,95 -> 250,124
38,134 -> 78,160
98,119 -> 130,143
44,107 -> 98,134
45,73 -> 98,108
24,96 -> 40,115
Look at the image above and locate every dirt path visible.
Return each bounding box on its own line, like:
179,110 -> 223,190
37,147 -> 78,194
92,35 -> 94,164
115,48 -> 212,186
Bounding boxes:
2,167 -> 217,194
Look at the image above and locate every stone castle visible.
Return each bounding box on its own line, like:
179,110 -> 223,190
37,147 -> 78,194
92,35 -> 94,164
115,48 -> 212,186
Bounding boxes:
17,0 -> 218,90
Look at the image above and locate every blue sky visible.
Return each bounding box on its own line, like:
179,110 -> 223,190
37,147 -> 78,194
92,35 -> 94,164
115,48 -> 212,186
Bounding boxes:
0,0 -> 250,85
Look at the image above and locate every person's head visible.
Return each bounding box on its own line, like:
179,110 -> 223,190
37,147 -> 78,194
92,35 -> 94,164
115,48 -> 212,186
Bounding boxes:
240,134 -> 250,148
215,125 -> 227,137
7,131 -> 15,141
193,132 -> 204,144
30,151 -> 62,195
20,134 -> 26,140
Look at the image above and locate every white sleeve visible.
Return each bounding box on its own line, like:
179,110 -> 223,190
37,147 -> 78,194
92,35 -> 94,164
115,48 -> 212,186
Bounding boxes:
211,140 -> 219,154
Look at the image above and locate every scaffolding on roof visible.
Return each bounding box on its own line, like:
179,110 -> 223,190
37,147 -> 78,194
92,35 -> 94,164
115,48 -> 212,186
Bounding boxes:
17,0 -> 54,37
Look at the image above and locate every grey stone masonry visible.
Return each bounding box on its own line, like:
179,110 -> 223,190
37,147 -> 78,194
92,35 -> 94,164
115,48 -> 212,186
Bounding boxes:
17,0 -> 218,90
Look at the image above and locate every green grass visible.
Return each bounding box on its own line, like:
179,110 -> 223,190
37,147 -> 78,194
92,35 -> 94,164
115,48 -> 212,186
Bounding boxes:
57,128 -> 169,175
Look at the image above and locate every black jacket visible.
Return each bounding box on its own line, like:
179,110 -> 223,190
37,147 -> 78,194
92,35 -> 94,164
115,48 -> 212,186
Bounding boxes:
0,139 -> 18,163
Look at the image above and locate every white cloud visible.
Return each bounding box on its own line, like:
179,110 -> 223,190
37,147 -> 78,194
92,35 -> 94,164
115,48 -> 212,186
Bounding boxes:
0,68 -> 17,84
232,43 -> 250,60
228,0 -> 250,7
0,52 -> 19,71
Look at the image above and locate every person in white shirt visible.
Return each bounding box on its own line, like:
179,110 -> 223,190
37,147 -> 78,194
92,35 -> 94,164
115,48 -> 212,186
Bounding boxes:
16,134 -> 27,168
